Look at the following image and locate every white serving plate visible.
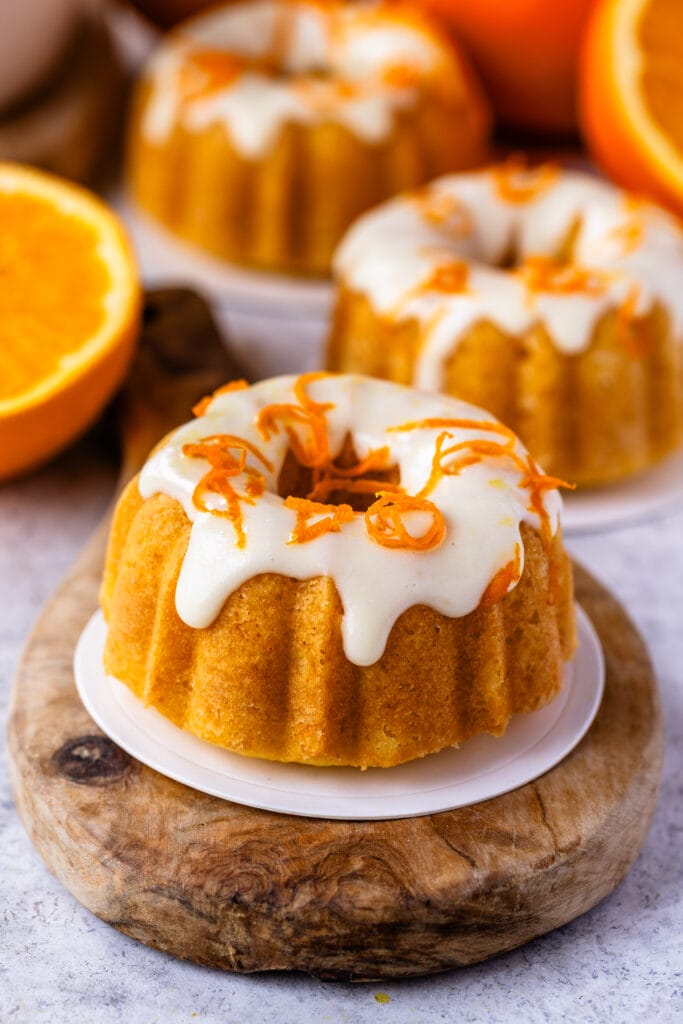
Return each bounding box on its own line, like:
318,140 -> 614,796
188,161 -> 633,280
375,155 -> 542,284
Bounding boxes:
118,198 -> 333,379
562,448 -> 683,534
74,605 -> 603,821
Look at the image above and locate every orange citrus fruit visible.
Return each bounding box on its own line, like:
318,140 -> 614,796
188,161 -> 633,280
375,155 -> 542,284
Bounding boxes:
414,0 -> 597,133
580,0 -> 683,215
0,163 -> 140,482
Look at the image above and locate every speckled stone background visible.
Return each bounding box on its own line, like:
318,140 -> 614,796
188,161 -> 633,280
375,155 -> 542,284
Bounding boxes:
2,430 -> 682,1023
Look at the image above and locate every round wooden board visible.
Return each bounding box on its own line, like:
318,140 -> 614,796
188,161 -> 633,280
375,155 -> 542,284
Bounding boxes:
7,559 -> 664,982
6,292 -> 664,981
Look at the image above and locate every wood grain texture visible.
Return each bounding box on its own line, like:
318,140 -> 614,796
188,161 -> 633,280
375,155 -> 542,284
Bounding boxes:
7,291 -> 664,980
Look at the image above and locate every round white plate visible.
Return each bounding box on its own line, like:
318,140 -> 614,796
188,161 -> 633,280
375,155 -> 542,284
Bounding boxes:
562,447 -> 683,535
117,197 -> 333,379
74,606 -> 604,821
121,198 -> 333,317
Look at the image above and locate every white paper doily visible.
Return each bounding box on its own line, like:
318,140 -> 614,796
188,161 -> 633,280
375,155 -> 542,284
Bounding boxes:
74,605 -> 603,820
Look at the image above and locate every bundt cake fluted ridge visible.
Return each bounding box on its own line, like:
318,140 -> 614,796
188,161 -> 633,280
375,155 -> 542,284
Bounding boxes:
328,164 -> 683,484
100,374 -> 575,769
127,0 -> 491,274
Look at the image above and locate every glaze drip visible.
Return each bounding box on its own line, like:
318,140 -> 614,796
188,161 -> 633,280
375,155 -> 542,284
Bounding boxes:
140,0 -> 464,158
139,374 -> 563,666
333,164 -> 683,390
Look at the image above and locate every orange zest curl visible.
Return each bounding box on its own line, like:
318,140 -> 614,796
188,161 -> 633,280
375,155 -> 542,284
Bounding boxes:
284,496 -> 354,544
390,416 -> 516,441
293,76 -> 360,112
256,372 -> 334,468
518,256 -> 611,298
479,545 -> 522,609
178,50 -> 244,103
182,433 -> 273,472
192,380 -> 249,418
182,433 -> 273,548
420,432 -> 517,496
392,417 -> 573,559
365,492 -> 445,551
307,445 -> 399,503
424,261 -> 470,294
411,188 -> 473,234
518,455 -> 574,552
491,157 -> 559,204
190,469 -> 253,548
257,373 -> 402,514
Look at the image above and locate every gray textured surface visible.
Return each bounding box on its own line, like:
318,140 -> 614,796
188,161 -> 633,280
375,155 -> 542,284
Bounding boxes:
1,434 -> 682,1024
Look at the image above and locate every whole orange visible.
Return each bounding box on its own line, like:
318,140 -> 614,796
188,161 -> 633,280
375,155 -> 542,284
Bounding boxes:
416,0 -> 597,133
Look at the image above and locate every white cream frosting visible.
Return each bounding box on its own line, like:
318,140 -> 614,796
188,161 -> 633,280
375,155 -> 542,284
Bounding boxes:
140,0 -> 459,158
333,167 -> 683,388
138,374 -> 562,667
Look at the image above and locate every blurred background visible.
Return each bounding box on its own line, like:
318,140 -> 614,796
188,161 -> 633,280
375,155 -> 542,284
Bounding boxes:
1,0 -> 681,481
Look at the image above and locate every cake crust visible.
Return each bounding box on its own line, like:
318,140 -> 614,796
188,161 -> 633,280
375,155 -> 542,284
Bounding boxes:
328,164 -> 683,484
126,0 -> 491,274
102,482 -> 574,768
101,373 -> 575,769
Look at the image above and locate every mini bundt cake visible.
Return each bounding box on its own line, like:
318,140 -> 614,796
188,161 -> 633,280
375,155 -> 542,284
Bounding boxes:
328,161 -> 683,485
127,0 -> 491,274
101,373 -> 575,769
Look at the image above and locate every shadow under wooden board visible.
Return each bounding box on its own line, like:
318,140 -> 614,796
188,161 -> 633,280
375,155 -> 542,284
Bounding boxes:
7,290 -> 664,981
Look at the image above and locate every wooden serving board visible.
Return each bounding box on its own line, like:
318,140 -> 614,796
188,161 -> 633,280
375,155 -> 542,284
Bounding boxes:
7,291 -> 663,981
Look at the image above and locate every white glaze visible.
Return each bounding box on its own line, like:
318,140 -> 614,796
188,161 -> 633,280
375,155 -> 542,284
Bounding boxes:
140,0 -> 458,158
333,167 -> 683,387
138,374 -> 561,667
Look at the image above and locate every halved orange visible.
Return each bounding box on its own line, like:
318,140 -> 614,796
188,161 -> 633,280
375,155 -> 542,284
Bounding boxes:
0,163 -> 141,482
580,0 -> 683,215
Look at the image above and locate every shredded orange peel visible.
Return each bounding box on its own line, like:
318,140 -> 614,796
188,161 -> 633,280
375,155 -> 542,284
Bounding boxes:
192,379 -> 249,418
182,433 -> 273,548
491,157 -> 559,204
177,5 -> 447,114
284,496 -> 355,544
179,49 -> 245,102
256,372 -> 334,469
392,416 -> 573,558
365,492 -> 445,550
424,261 -> 470,295
518,255 -> 611,298
183,375 -> 570,577
411,188 -> 473,234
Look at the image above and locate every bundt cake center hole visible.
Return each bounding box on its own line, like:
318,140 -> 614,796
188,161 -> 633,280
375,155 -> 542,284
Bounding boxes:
496,217 -> 580,270
277,434 -> 400,513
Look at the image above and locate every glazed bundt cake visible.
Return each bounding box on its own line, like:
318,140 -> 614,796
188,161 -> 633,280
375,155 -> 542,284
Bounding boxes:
127,0 -> 491,274
101,373 -> 575,769
328,161 -> 683,485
